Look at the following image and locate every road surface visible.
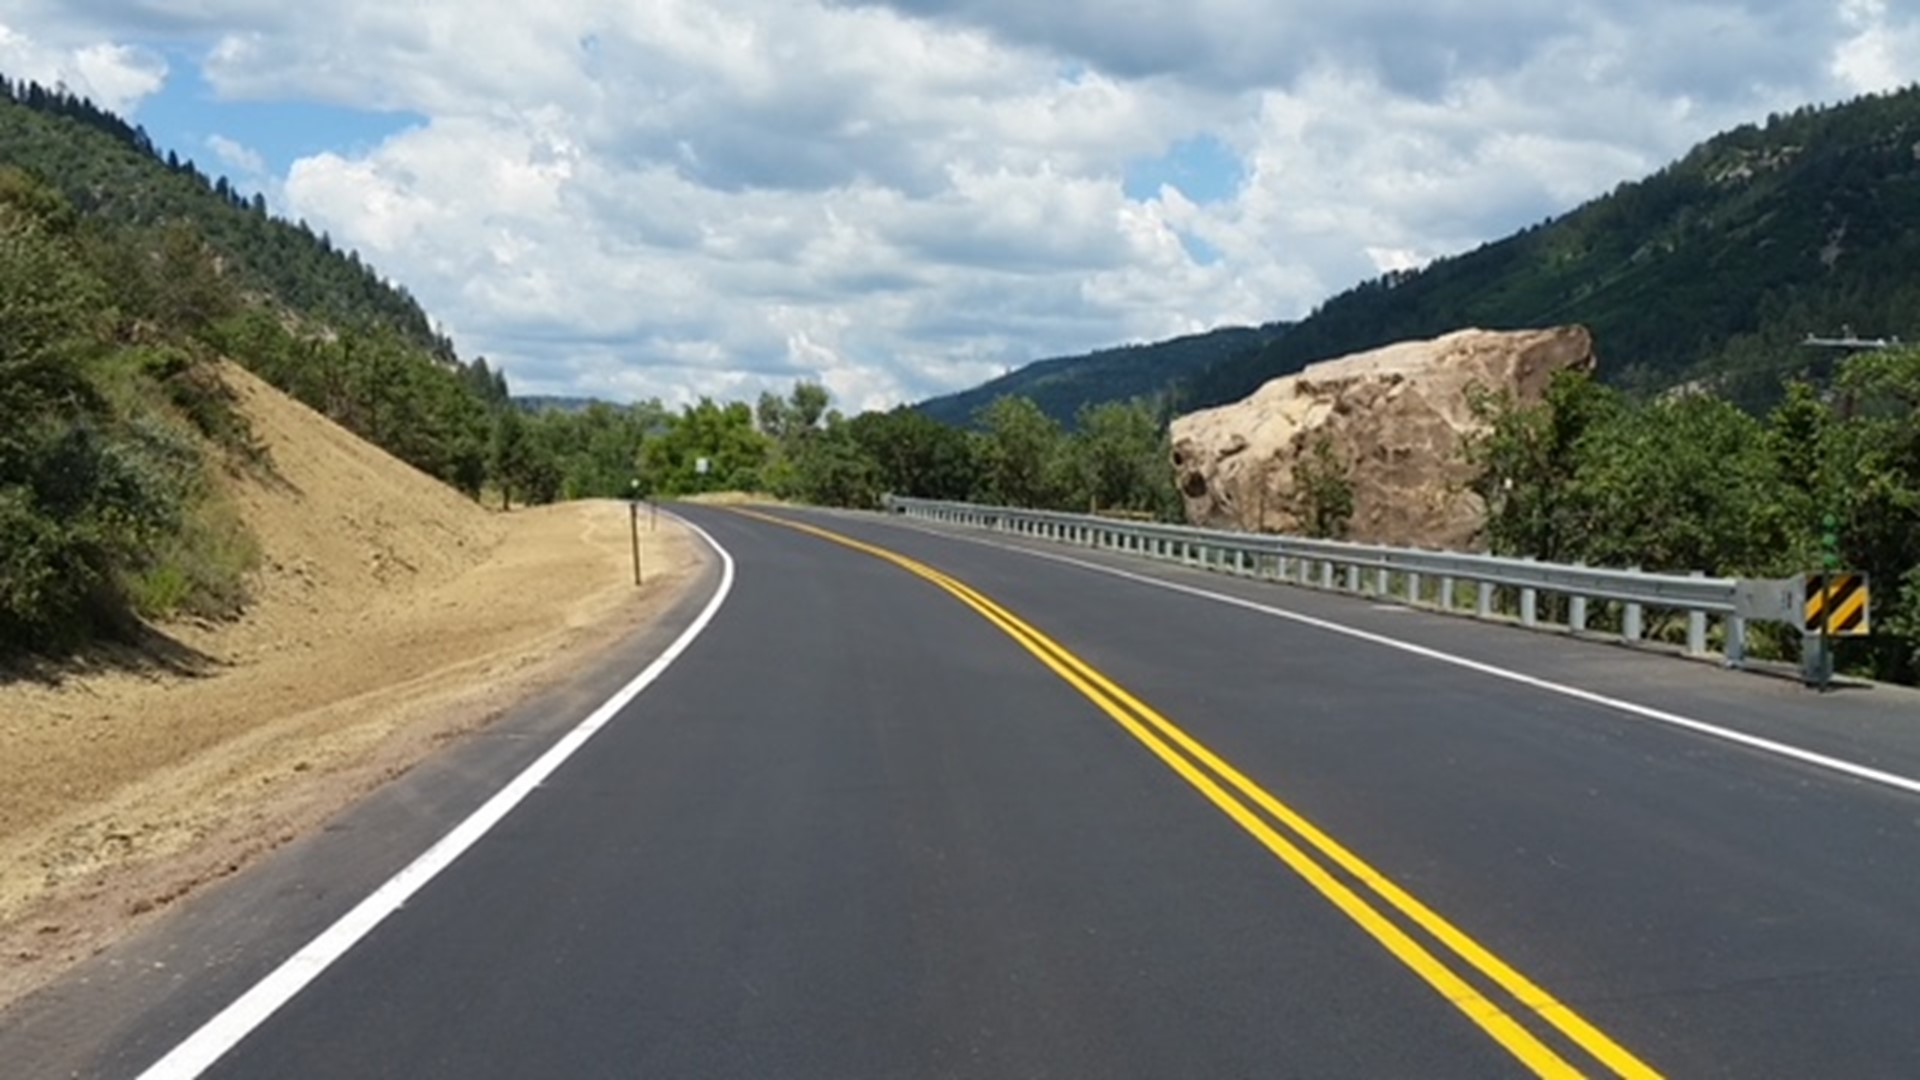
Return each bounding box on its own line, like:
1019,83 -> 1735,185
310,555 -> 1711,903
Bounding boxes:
8,505 -> 1920,1078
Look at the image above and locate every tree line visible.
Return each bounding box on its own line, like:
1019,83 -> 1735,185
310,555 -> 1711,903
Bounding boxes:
496,384 -> 1183,521
1470,353 -> 1920,683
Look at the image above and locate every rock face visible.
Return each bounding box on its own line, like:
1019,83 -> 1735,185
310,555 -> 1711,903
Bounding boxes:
1169,326 -> 1596,550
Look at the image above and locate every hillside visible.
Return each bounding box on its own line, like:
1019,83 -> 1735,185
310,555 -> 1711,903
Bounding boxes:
0,79 -> 528,658
1181,87 -> 1920,411
0,77 -> 507,497
0,363 -> 700,1003
916,323 -> 1288,427
0,78 -> 448,356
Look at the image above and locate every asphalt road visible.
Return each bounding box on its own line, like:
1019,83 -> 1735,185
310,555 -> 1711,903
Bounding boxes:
11,505 -> 1920,1078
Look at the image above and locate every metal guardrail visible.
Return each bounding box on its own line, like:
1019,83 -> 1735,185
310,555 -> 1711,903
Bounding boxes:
885,496 -> 1755,666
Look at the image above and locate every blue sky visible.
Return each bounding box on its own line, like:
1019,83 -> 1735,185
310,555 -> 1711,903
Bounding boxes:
2,1 -> 1916,408
135,53 -> 421,192
1124,135 -> 1243,206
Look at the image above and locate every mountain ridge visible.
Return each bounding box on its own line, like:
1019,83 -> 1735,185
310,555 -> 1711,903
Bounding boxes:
917,86 -> 1920,421
915,322 -> 1289,427
1180,87 -> 1920,411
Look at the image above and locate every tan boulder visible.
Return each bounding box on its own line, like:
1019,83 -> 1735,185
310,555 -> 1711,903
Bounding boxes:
1169,326 -> 1595,550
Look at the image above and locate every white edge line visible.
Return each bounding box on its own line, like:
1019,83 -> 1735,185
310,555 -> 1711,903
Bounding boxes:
137,514 -> 737,1080
893,516 -> 1920,799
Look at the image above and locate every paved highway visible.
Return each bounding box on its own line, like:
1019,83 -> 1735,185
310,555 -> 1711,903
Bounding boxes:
9,505 -> 1920,1077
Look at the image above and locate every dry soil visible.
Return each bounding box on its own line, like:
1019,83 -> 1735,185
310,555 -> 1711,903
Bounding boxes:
0,364 -> 702,1009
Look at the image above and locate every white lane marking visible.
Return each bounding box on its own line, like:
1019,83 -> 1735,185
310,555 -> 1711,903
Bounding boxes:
138,515 -> 737,1080
888,519 -> 1920,799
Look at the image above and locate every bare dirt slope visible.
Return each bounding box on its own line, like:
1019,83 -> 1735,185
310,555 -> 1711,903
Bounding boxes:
0,363 -> 700,1007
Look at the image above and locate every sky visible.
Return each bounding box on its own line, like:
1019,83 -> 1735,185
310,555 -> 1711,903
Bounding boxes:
1,2 -> 1917,410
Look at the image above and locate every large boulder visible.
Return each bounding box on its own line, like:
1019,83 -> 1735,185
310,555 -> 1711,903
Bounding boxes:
1169,326 -> 1595,550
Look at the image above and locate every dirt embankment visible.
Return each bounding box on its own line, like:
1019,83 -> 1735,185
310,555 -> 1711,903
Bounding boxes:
0,363 -> 701,1007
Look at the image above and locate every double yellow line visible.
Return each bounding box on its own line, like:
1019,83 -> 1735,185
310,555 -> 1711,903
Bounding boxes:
736,509 -> 1659,1079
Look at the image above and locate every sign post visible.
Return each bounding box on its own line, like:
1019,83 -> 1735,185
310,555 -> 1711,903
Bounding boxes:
629,479 -> 644,587
1801,517 -> 1869,690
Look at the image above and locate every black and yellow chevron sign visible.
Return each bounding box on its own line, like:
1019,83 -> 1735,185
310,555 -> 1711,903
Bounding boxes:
1805,572 -> 1870,636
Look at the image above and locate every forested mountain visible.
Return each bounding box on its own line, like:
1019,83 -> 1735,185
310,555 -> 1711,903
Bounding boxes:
1181,86 -> 1920,411
916,323 -> 1288,427
0,77 -> 449,356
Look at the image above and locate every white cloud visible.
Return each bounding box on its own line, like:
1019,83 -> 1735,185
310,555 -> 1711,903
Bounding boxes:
1832,0 -> 1920,96
4,1 -> 1920,408
206,133 -> 263,176
0,23 -> 166,114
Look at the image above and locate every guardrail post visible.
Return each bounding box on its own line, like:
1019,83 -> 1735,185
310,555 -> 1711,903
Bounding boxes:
1476,581 -> 1493,618
1623,601 -> 1643,642
1320,560 -> 1335,589
1687,572 -> 1708,655
1569,594 -> 1588,633
1725,614 -> 1747,668
1406,571 -> 1422,606
1521,585 -> 1538,627
1439,575 -> 1455,611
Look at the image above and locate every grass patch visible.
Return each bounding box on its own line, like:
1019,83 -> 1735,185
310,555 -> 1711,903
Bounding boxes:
122,488 -> 258,621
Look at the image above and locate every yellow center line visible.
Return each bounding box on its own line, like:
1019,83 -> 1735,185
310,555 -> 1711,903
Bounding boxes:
732,508 -> 1660,1079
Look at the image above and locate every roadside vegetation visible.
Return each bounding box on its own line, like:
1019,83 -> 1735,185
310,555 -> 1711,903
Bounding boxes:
517,383 -> 1181,521
0,165 -> 261,650
1470,354 -> 1920,683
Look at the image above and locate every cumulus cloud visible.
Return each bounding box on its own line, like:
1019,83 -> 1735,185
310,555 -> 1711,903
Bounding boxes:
0,22 -> 166,113
4,0 -> 1920,406
206,133 -> 264,176
1832,0 -> 1920,96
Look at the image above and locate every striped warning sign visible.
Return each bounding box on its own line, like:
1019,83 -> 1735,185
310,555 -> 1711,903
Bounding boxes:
1804,572 -> 1870,635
